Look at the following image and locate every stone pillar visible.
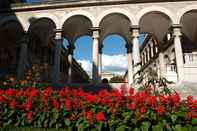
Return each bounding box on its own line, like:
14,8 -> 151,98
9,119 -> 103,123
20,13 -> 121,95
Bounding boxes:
172,24 -> 184,82
150,42 -> 154,58
126,43 -> 133,85
159,52 -> 165,78
144,51 -> 147,64
141,53 -> 144,66
67,44 -> 75,84
91,27 -> 100,83
98,44 -> 103,81
52,29 -> 62,84
16,34 -> 29,80
131,26 -> 141,81
147,48 -> 150,62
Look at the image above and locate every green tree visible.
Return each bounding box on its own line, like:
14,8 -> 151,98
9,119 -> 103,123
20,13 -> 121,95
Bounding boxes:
109,76 -> 124,83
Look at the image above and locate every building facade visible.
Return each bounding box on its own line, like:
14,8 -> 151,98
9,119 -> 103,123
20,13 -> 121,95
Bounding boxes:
0,0 -> 197,84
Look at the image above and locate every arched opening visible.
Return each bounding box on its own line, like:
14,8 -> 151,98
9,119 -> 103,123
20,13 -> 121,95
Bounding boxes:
0,20 -> 24,79
139,11 -> 173,80
181,10 -> 197,64
99,13 -> 131,83
28,18 -> 56,82
62,15 -> 92,83
101,35 -> 127,82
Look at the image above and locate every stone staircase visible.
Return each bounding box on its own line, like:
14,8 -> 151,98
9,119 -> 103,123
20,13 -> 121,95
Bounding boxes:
173,82 -> 197,99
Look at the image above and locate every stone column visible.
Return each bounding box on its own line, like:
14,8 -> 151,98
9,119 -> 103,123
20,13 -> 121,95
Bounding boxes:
141,53 -> 144,66
126,43 -> 133,85
172,24 -> 184,82
159,52 -> 165,78
52,29 -> 62,84
131,26 -> 141,81
67,44 -> 75,84
16,34 -> 29,80
144,51 -> 147,64
91,27 -> 100,83
147,48 -> 150,62
98,44 -> 103,81
150,42 -> 154,58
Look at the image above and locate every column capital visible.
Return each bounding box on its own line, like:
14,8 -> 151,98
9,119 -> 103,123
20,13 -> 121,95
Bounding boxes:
91,27 -> 100,39
171,24 -> 182,29
53,28 -> 62,40
99,43 -> 103,53
130,25 -> 140,30
172,25 -> 182,37
130,25 -> 140,38
67,44 -> 75,55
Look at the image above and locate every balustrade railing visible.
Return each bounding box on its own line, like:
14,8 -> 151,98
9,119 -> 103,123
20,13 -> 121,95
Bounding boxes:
184,53 -> 197,64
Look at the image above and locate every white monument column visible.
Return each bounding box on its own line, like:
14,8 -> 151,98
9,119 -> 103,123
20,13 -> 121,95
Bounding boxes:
16,34 -> 29,80
126,43 -> 133,85
131,26 -> 141,81
91,27 -> 100,83
67,44 -> 75,84
172,24 -> 184,82
98,44 -> 103,81
52,29 -> 62,84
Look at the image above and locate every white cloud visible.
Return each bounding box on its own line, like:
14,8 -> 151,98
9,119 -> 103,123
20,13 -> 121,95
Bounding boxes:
102,54 -> 128,75
77,54 -> 128,77
77,59 -> 92,77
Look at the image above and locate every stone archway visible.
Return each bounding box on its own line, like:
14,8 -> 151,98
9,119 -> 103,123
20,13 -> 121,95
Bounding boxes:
0,20 -> 24,79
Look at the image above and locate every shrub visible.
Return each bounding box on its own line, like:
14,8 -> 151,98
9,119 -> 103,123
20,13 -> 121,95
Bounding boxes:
0,84 -> 197,131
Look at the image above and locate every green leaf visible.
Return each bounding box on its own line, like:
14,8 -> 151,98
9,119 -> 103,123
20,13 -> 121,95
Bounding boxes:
171,115 -> 178,124
192,125 -> 197,131
175,111 -> 186,118
133,128 -> 140,131
8,110 -> 15,118
174,125 -> 189,131
64,118 -> 71,126
78,121 -> 89,131
141,121 -> 151,131
115,125 -> 128,131
152,123 -> 163,131
192,118 -> 197,125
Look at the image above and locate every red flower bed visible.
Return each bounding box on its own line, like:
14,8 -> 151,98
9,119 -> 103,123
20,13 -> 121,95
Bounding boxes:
0,86 -> 197,130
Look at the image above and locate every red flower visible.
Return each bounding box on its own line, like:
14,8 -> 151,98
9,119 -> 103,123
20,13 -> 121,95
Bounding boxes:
86,94 -> 97,104
29,88 -> 38,98
22,99 -> 33,111
85,110 -> 94,121
52,98 -> 60,111
5,88 -> 15,97
96,112 -> 105,121
15,90 -> 23,98
9,99 -> 17,109
147,96 -> 157,108
140,106 -> 147,114
65,98 -> 72,111
187,96 -> 193,104
59,89 -> 66,98
129,102 -> 137,111
26,111 -> 33,121
129,88 -> 134,96
156,106 -> 166,115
